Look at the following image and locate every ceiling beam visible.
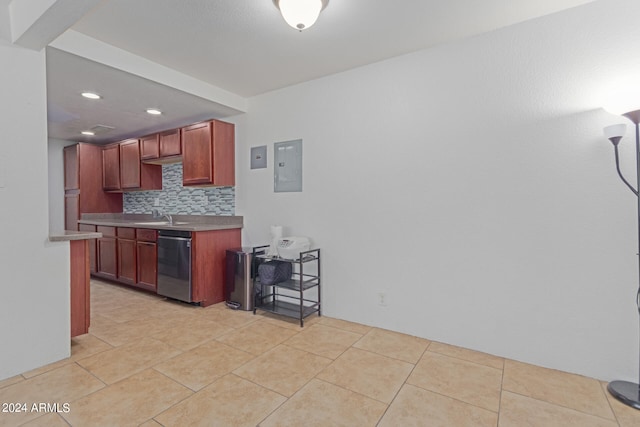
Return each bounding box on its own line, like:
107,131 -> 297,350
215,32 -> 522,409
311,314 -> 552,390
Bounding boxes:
50,30 -> 248,113
10,0 -> 101,51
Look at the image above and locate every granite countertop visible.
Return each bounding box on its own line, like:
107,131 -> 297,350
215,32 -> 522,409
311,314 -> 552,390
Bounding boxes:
78,213 -> 243,232
49,230 -> 103,242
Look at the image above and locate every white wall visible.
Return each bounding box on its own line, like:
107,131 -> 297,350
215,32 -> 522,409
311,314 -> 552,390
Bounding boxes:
235,0 -> 640,381
0,42 -> 70,380
48,138 -> 76,232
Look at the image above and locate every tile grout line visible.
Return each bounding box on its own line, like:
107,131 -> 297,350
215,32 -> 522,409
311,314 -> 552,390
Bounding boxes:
424,347 -> 505,371
501,388 -> 623,423
374,340 -> 432,426
496,358 -> 506,427
145,367 -> 198,423
399,342 -> 503,417
599,382 -> 623,426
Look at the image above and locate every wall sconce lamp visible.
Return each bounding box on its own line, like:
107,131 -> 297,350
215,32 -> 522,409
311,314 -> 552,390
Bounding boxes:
273,0 -> 329,31
603,107 -> 640,410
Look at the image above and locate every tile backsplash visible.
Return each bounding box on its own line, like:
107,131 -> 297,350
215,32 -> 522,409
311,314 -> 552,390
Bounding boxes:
123,163 -> 234,215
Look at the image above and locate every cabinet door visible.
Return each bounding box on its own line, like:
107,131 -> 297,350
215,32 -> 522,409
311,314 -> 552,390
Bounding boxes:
182,122 -> 213,185
159,129 -> 181,157
137,241 -> 157,289
141,134 -> 159,160
102,144 -> 121,191
97,237 -> 117,279
64,192 -> 80,231
211,120 -> 235,186
117,238 -> 137,284
64,144 -> 79,190
120,139 -> 141,189
78,224 -> 97,274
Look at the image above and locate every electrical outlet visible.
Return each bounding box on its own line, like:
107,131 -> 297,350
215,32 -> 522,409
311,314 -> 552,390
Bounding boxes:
378,292 -> 387,307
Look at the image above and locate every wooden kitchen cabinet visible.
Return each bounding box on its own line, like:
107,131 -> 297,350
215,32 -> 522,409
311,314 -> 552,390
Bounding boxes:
160,128 -> 181,157
64,145 -> 79,190
103,139 -> 162,191
182,120 -> 235,187
191,228 -> 241,306
117,233 -> 137,285
120,139 -> 143,190
96,226 -> 117,280
140,134 -> 160,160
78,224 -> 97,274
64,192 -> 80,231
136,233 -> 157,291
102,144 -> 121,191
140,129 -> 182,165
63,144 -> 122,231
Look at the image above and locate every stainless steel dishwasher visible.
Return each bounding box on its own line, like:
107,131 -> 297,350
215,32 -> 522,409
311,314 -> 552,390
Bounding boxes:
157,230 -> 192,303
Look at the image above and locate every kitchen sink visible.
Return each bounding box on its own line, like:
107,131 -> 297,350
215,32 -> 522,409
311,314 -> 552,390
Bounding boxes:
133,221 -> 189,226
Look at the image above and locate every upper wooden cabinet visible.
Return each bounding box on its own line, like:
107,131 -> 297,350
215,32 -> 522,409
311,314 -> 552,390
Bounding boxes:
160,128 -> 181,158
103,140 -> 162,192
182,120 -> 235,187
140,129 -> 182,164
120,139 -> 142,189
102,144 -> 121,191
140,134 -> 159,160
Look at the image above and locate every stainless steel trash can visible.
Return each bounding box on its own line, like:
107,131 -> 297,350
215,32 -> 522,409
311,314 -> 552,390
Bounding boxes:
225,248 -> 255,311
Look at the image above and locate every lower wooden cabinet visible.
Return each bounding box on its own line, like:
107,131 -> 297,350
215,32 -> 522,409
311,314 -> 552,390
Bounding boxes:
88,224 -> 239,305
136,241 -> 157,291
97,237 -> 117,279
96,226 -> 117,279
117,238 -> 137,285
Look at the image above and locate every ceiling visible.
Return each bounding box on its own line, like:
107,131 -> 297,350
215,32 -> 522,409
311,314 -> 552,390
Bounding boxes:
46,0 -> 596,144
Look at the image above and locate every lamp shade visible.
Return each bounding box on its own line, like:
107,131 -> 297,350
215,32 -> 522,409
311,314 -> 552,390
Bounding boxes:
603,124 -> 627,140
274,0 -> 327,30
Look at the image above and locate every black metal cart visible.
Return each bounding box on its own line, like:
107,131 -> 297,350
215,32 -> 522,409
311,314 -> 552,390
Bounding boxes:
252,245 -> 321,327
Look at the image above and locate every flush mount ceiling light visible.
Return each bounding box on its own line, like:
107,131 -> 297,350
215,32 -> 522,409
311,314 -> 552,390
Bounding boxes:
273,0 -> 329,31
81,131 -> 95,136
146,108 -> 162,115
81,92 -> 101,100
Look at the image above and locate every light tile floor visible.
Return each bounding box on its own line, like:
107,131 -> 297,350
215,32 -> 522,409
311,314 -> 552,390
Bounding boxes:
1,279 -> 639,426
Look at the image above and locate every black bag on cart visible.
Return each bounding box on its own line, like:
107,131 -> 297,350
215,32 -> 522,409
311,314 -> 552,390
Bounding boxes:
258,260 -> 292,285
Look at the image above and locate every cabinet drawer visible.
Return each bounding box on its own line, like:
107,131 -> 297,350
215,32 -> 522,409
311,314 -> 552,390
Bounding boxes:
117,227 -> 136,239
78,224 -> 96,232
136,228 -> 157,242
97,226 -> 116,237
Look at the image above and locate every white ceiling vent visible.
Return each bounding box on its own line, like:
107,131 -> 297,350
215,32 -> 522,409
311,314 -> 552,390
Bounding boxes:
89,125 -> 115,135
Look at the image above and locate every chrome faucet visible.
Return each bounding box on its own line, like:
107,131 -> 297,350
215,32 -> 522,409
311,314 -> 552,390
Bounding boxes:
152,209 -> 173,225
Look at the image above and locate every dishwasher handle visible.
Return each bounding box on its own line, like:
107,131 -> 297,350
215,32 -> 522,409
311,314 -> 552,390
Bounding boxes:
158,235 -> 192,245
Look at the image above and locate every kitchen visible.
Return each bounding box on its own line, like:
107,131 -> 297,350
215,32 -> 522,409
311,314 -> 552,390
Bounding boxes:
61,119 -> 243,314
3,0 -> 640,425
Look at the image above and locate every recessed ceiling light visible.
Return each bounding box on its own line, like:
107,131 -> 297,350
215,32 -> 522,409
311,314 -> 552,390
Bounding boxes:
81,92 -> 101,100
146,108 -> 162,115
81,131 -> 95,136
